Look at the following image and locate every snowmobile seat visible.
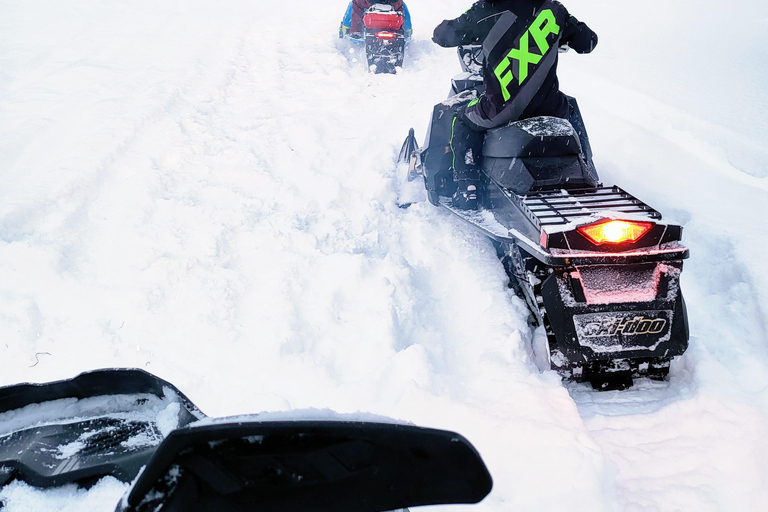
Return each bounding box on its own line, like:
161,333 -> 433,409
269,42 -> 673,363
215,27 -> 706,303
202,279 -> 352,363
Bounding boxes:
482,116 -> 597,194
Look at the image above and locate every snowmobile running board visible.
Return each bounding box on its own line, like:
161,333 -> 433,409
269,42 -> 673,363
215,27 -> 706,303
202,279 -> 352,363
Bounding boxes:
440,183 -> 689,267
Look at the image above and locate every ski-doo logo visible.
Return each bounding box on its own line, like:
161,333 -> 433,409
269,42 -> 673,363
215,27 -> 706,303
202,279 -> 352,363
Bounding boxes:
580,315 -> 667,338
494,9 -> 560,101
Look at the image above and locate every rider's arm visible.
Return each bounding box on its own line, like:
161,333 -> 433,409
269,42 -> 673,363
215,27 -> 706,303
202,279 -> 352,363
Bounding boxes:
432,1 -> 501,48
561,14 -> 598,53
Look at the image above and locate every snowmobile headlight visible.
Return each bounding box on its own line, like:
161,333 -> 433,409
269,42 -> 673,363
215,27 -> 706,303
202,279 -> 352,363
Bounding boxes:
577,219 -> 654,245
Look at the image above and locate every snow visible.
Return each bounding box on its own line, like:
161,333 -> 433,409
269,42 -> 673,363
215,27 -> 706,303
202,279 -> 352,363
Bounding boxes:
575,264 -> 663,305
514,116 -> 575,137
0,393 -> 174,437
1,1 -> 767,511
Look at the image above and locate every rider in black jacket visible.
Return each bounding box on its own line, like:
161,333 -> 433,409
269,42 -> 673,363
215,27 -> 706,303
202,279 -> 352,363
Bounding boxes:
432,0 -> 597,208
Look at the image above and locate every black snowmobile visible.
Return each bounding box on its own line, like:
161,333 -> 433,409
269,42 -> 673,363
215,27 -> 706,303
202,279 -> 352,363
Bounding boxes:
362,3 -> 408,73
341,2 -> 409,74
0,368 -> 492,512
400,46 -> 690,390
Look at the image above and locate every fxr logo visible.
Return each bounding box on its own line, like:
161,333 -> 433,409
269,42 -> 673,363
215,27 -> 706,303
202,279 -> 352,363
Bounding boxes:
582,316 -> 668,337
494,9 -> 560,101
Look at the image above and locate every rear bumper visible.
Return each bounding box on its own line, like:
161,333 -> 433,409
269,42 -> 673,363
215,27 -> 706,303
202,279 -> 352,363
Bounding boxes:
541,266 -> 689,371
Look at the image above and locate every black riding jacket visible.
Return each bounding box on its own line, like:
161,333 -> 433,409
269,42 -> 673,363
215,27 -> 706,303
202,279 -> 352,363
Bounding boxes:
433,0 -> 597,127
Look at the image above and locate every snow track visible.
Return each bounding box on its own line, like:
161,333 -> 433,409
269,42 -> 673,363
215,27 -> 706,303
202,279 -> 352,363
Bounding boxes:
1,1 -> 767,511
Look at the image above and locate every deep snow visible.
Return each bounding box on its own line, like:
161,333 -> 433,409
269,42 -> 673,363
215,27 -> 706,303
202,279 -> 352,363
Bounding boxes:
1,0 -> 767,511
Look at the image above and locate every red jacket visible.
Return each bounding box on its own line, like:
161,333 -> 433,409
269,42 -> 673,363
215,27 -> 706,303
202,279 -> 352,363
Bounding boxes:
350,0 -> 404,33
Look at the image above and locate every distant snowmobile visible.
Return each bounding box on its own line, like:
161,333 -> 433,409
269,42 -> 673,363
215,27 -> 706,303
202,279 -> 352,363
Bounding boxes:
340,2 -> 411,74
400,46 -> 690,390
0,368 -> 492,512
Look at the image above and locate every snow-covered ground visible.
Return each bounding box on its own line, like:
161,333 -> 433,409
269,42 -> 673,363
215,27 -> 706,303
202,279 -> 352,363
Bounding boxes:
1,0 -> 767,510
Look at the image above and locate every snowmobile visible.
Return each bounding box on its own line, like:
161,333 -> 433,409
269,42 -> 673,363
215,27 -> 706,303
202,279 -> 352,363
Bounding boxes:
361,3 -> 408,73
0,368 -> 492,512
399,46 -> 690,391
341,3 -> 409,74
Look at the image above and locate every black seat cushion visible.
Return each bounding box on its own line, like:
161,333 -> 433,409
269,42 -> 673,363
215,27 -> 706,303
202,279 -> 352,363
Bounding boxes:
483,117 -> 582,159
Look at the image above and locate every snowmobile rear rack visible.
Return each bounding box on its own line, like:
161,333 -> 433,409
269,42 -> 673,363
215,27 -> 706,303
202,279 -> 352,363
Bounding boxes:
442,181 -> 689,267
522,186 -> 662,228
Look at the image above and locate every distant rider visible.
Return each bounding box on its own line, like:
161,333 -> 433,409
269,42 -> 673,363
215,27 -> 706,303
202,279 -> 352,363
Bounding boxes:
432,0 -> 597,209
340,0 -> 413,40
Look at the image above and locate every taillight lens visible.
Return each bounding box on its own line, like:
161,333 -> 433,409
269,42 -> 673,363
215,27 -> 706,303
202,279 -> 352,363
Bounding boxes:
577,219 -> 654,245
376,31 -> 396,39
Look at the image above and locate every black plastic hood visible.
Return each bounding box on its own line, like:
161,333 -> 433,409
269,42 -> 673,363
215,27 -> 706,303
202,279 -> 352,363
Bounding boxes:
117,420 -> 493,512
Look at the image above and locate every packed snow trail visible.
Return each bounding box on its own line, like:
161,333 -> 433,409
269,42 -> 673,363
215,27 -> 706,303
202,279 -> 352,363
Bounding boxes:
1,1 -> 767,511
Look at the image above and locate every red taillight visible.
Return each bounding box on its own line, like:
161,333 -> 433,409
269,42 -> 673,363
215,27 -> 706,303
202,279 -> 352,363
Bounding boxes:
539,230 -> 548,249
376,31 -> 397,39
577,219 -> 654,245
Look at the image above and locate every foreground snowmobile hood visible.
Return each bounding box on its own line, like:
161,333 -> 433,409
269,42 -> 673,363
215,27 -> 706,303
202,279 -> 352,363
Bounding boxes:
0,369 -> 493,512
117,420 -> 493,512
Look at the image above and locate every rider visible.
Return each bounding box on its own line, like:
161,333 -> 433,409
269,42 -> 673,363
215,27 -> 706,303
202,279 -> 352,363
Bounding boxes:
432,0 -> 598,209
340,0 -> 413,40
